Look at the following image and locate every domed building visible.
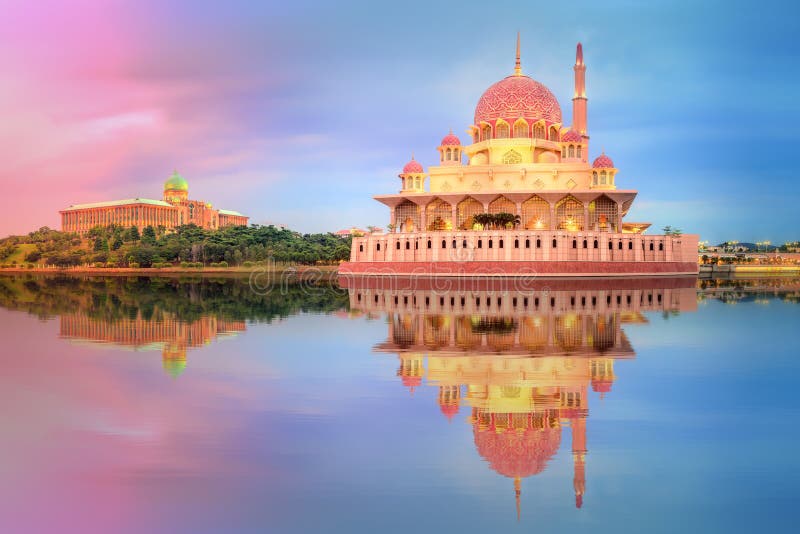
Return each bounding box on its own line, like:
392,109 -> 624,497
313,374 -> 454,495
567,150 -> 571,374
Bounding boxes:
60,170 -> 248,234
340,36 -> 698,277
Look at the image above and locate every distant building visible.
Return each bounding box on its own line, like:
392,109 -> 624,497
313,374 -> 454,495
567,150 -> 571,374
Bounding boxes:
60,171 -> 248,235
335,227 -> 368,237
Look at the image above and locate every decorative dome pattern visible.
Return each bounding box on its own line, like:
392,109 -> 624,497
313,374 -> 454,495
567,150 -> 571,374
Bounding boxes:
592,154 -> 615,168
562,130 -> 582,143
474,423 -> 561,479
402,158 -> 424,174
164,171 -> 189,191
474,75 -> 562,127
440,132 -> 461,146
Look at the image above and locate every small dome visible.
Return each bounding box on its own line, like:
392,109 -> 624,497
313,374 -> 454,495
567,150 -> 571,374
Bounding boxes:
562,130 -> 582,143
440,131 -> 461,146
440,403 -> 459,420
592,379 -> 613,393
402,158 -> 424,174
164,171 -> 188,191
593,153 -> 615,168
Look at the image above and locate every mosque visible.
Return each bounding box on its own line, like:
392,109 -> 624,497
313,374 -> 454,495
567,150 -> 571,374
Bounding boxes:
59,171 -> 248,235
345,276 -> 697,516
340,38 -> 698,277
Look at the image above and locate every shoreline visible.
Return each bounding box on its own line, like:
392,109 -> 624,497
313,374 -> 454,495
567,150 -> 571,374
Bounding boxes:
0,265 -> 341,280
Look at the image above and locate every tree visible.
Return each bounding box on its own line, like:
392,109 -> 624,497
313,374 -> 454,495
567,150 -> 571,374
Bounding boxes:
125,226 -> 140,242
93,237 -> 109,252
111,236 -> 124,250
141,225 -> 157,245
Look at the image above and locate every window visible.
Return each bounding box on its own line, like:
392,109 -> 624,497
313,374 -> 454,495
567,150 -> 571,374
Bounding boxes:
600,171 -> 607,185
427,240 -> 432,249
514,239 -> 519,248
577,145 -> 582,158
415,177 -> 421,189
441,240 -> 446,249
396,241 -> 400,250
618,241 -> 623,250
499,239 -> 504,249
488,239 -> 493,249
513,120 -> 528,138
533,124 -> 545,139
583,239 -> 588,249
496,122 -> 509,138
502,150 -> 522,164
628,241 -> 633,250
572,239 -> 577,249
568,145 -> 575,158
658,243 -> 664,251
481,124 -> 491,141
649,242 -> 654,251
593,240 -> 598,248
522,195 -> 549,230
446,148 -> 452,160
376,243 -> 381,251
406,241 -> 410,250
462,239 -> 467,248
553,239 -> 558,248
477,239 -> 483,249
608,241 -> 613,250
359,244 -> 364,252
593,172 -> 598,185
452,239 -> 456,249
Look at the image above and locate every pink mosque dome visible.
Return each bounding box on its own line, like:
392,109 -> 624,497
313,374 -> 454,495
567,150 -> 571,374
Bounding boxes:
474,75 -> 562,127
440,131 -> 462,146
592,153 -> 615,168
402,157 -> 424,174
561,129 -> 582,143
473,423 -> 562,479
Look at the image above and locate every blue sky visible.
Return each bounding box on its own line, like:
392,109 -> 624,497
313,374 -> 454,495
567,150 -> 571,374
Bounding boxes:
1,0 -> 798,244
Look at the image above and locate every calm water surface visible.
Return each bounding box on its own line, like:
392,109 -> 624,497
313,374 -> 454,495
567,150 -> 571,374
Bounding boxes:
0,274 -> 798,533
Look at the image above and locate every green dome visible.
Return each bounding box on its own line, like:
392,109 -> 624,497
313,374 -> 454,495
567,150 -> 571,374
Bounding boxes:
164,171 -> 188,192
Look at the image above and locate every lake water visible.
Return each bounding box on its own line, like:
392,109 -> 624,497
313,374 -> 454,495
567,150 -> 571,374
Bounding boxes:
1,274 -> 798,534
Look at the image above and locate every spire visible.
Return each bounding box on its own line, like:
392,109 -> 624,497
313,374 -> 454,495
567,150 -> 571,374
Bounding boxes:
514,477 -> 521,521
576,42 -> 583,66
514,32 -> 522,76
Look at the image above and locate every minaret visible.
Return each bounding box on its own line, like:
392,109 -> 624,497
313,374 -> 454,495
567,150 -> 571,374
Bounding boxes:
571,416 -> 587,508
514,32 -> 522,76
572,43 -> 588,137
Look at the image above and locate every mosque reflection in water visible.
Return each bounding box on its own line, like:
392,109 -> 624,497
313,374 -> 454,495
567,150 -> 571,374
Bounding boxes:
346,278 -> 697,515
58,313 -> 246,378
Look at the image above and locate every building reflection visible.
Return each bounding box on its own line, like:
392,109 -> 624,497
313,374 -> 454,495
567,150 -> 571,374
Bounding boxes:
59,313 -> 246,377
346,277 -> 696,515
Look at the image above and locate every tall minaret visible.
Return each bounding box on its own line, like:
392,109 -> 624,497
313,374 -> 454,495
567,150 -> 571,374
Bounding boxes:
572,43 -> 588,137
571,416 -> 587,509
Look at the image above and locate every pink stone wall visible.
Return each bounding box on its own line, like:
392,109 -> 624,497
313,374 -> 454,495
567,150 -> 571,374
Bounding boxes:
348,230 -> 699,275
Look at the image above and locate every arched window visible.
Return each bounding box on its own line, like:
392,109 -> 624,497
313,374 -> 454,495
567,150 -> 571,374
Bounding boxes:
562,146 -> 567,158
550,127 -> 560,141
395,200 -> 420,232
425,198 -> 452,231
600,171 -> 607,185
488,196 -> 516,223
446,148 -> 452,161
592,172 -> 598,185
502,150 -> 522,164
533,123 -> 545,139
555,195 -> 584,231
481,124 -> 492,141
513,120 -> 528,138
415,177 -> 421,189
457,197 -> 483,230
496,122 -> 509,139
576,145 -> 582,158
453,149 -> 459,162
522,195 -> 550,230
589,196 -> 618,232
568,145 -> 575,158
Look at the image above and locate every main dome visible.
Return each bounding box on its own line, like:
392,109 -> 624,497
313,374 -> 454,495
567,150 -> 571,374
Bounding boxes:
474,74 -> 562,127
164,171 -> 188,192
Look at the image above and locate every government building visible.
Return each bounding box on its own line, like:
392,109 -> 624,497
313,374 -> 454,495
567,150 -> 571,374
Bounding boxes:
340,38 -> 698,277
60,171 -> 248,234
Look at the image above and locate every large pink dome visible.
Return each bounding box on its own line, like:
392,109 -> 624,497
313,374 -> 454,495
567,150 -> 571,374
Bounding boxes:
474,75 -> 562,127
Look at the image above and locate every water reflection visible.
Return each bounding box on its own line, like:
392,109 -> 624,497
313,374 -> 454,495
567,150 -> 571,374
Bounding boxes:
346,277 -> 698,516
0,274 -> 348,376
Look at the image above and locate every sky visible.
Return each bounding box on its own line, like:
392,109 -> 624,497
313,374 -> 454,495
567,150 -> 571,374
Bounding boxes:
0,0 -> 798,244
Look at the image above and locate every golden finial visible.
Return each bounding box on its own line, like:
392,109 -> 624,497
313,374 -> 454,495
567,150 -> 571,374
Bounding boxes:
514,32 -> 522,76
